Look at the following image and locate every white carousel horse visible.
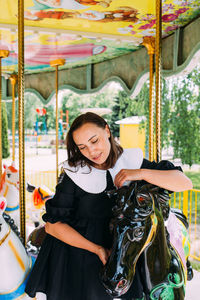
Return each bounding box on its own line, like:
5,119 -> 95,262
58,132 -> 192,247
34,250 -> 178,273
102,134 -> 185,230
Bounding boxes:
0,162 -> 53,230
0,197 -> 35,299
27,184 -> 54,228
0,163 -> 20,228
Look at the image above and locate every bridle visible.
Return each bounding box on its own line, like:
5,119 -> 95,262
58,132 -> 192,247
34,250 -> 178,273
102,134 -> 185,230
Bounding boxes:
0,226 -> 11,246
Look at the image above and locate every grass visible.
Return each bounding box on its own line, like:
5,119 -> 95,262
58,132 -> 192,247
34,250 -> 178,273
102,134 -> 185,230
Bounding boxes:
191,260 -> 200,272
185,172 -> 200,190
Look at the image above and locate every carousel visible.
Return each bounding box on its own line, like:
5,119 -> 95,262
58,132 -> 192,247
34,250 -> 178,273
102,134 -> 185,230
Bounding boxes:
0,0 -> 200,299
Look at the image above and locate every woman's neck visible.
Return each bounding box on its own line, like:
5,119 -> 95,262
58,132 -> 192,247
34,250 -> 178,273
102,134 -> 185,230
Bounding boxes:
92,162 -> 108,170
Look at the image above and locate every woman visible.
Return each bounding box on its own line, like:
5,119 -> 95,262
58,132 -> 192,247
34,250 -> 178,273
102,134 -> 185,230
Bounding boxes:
25,112 -> 192,300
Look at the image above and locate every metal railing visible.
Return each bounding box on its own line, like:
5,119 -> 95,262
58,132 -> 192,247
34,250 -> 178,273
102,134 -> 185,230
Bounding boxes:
170,189 -> 200,261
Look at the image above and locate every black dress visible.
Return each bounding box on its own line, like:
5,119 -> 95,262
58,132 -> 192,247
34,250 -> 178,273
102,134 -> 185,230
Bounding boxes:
25,158 -> 181,300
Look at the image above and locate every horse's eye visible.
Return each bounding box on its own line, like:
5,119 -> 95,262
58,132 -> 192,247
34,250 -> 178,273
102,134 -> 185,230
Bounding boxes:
138,196 -> 144,202
7,173 -> 11,178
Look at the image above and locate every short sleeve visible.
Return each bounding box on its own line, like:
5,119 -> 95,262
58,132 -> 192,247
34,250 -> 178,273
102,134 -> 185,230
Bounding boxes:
140,159 -> 182,193
42,172 -> 77,225
141,159 -> 182,172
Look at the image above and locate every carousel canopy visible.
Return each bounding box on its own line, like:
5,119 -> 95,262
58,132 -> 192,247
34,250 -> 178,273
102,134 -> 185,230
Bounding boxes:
0,0 -> 200,99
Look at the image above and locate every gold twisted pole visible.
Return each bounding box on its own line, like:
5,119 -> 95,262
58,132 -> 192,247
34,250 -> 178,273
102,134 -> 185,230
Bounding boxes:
0,50 -> 9,178
50,59 -> 65,183
155,0 -> 162,162
142,37 -> 155,162
9,74 -> 18,162
18,0 -> 26,243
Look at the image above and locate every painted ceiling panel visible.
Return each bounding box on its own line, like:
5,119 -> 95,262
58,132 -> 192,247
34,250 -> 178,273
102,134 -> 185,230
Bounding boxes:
0,0 -> 199,74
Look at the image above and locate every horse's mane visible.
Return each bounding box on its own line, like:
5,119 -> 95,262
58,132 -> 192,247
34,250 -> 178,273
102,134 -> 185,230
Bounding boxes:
0,171 -> 6,192
2,212 -> 22,242
32,186 -> 53,208
8,165 -> 18,173
33,188 -> 43,208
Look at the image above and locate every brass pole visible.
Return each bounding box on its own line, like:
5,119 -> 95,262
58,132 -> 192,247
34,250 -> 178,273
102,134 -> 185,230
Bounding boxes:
18,0 -> 26,243
155,0 -> 162,162
55,64 -> 58,182
0,50 -> 9,178
50,59 -> 65,183
9,74 -> 18,162
142,37 -> 155,162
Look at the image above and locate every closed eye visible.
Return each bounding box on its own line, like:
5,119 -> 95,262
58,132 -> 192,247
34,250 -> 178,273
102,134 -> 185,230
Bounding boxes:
79,146 -> 86,151
91,139 -> 98,144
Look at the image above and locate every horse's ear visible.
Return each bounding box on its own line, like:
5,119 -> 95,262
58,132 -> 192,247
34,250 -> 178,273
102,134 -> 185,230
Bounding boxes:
26,182 -> 36,193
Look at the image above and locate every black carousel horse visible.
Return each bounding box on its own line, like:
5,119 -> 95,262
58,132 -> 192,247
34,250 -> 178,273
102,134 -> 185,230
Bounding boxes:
100,182 -> 192,300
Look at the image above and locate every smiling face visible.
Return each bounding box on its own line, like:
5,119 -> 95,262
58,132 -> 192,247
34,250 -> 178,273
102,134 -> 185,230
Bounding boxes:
72,122 -> 111,168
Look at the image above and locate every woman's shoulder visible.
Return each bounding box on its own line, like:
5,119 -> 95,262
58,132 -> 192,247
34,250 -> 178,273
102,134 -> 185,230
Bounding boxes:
56,170 -> 77,194
61,160 -> 107,194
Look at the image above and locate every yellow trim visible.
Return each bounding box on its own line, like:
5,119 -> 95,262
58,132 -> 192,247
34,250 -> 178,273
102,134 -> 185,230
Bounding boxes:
3,185 -> 9,197
140,213 -> 157,255
132,200 -> 158,274
8,240 -> 26,272
5,179 -> 18,188
16,292 -> 27,300
6,204 -> 19,209
0,226 -> 11,246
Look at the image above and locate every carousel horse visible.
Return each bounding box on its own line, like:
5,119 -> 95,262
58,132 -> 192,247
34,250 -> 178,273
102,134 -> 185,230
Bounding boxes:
101,182 -> 192,299
27,184 -> 54,228
0,197 -> 35,299
0,163 -> 53,229
26,186 -> 53,257
0,163 -> 20,228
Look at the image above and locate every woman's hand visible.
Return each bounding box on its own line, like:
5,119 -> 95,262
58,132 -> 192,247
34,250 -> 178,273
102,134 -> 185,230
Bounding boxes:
114,169 -> 143,188
95,245 -> 111,265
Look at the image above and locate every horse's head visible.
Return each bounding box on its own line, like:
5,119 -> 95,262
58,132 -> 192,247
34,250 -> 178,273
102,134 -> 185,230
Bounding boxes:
0,163 -> 19,192
32,185 -> 53,209
101,182 -> 158,297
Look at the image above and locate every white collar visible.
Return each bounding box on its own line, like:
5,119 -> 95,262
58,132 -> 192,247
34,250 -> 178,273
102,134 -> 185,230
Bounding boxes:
63,148 -> 143,194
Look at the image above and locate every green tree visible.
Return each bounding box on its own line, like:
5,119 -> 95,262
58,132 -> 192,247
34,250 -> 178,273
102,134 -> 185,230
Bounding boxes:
110,97 -> 121,137
169,75 -> 200,166
61,93 -> 83,126
45,105 -> 55,130
110,91 -> 140,137
141,79 -> 172,153
2,102 -> 10,158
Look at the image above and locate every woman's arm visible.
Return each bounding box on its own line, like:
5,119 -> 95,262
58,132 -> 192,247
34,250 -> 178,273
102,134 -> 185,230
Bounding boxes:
45,221 -> 109,265
114,168 -> 193,192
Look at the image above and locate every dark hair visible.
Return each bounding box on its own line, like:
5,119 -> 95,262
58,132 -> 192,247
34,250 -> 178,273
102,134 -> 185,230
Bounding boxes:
66,112 -> 123,169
